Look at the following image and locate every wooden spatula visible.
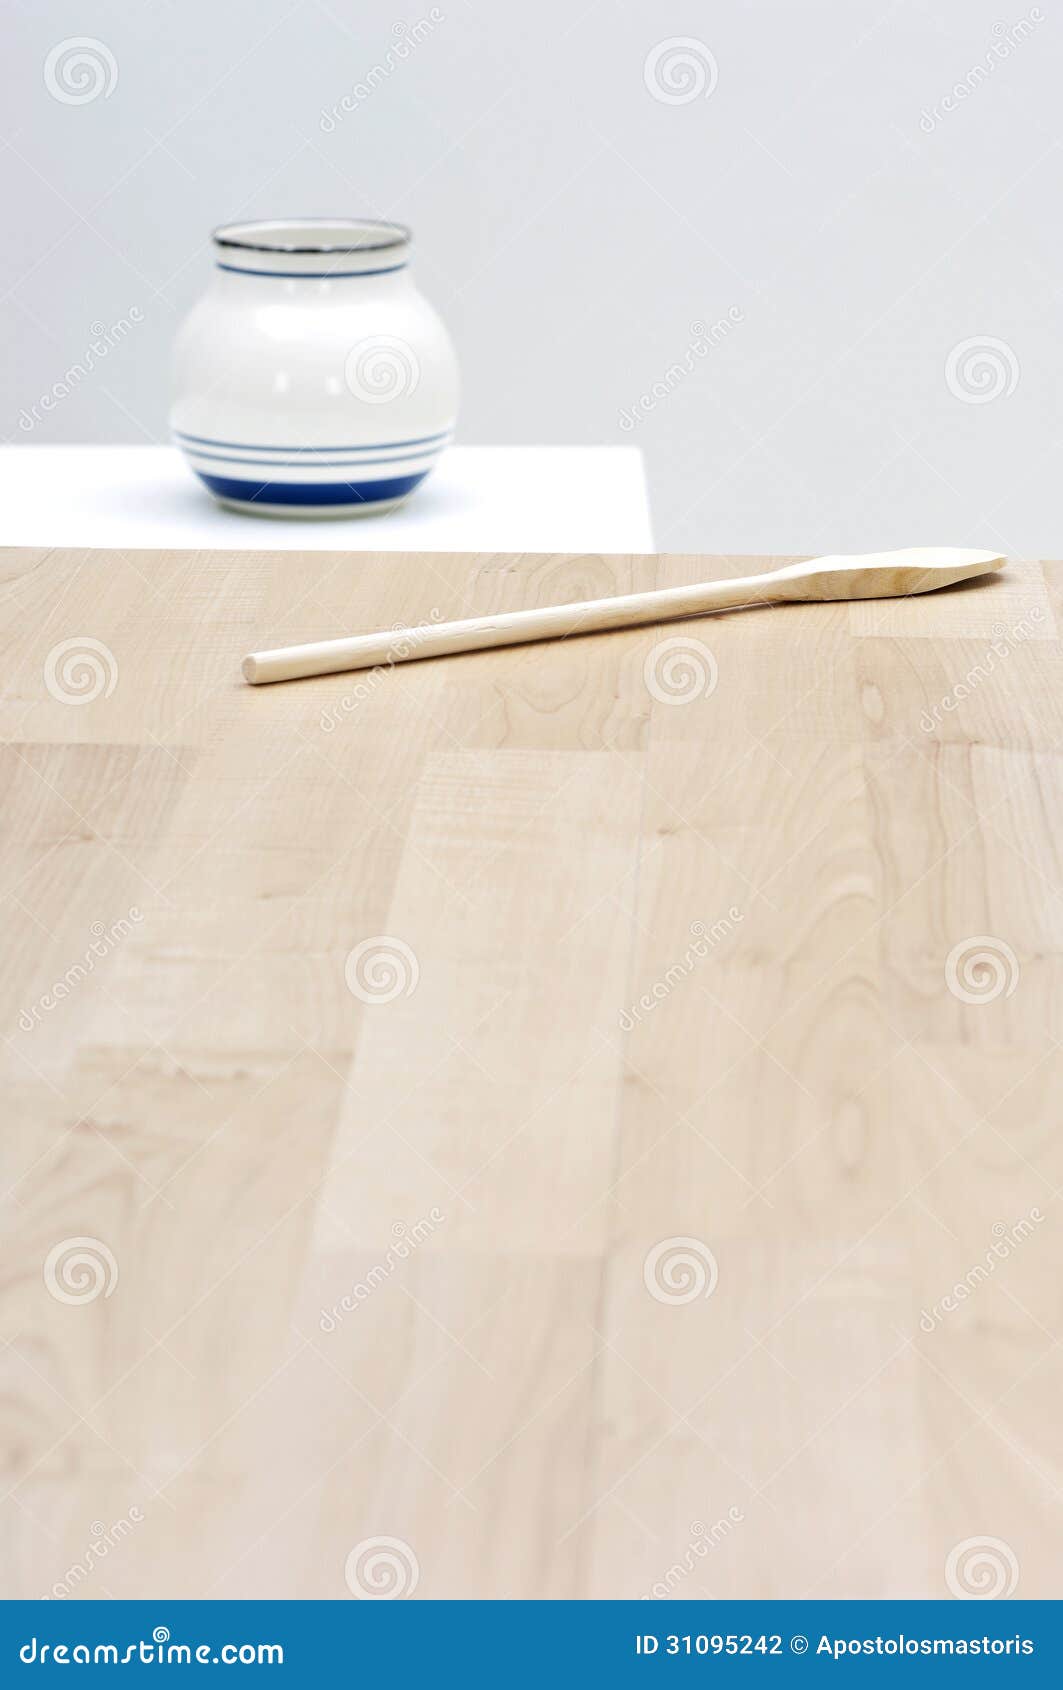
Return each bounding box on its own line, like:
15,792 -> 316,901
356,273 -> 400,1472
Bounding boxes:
242,546 -> 1005,685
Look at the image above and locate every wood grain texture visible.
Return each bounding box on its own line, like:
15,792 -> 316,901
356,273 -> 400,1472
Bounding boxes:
2,544 -> 1061,1601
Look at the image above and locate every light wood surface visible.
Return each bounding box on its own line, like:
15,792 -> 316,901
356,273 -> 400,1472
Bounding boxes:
2,542 -> 1061,1602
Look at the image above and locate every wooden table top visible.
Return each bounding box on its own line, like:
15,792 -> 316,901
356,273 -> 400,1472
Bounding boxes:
3,543 -> 1061,1599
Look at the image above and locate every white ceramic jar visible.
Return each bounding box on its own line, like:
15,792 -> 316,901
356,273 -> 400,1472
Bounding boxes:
171,218 -> 459,516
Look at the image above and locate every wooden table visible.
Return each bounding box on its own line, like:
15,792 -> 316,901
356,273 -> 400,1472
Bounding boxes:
2,543 -> 1061,1600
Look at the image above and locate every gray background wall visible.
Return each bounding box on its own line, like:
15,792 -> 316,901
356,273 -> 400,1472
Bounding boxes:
5,0 -> 1059,557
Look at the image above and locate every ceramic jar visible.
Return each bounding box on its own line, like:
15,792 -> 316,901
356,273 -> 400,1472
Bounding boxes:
171,218 -> 459,516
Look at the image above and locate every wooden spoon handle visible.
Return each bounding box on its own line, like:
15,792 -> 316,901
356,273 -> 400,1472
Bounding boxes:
242,569 -> 778,684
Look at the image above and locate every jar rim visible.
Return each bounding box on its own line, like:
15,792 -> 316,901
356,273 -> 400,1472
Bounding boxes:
212,217 -> 411,256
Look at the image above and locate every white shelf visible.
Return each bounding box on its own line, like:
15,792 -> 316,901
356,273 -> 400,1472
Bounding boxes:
0,445 -> 653,554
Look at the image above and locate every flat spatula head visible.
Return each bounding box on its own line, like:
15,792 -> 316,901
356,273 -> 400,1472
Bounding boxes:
777,547 -> 1006,602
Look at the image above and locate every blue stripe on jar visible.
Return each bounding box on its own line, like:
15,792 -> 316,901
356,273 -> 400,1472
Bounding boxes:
195,470 -> 429,507
216,262 -> 408,280
183,445 -> 442,469
174,427 -> 452,454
